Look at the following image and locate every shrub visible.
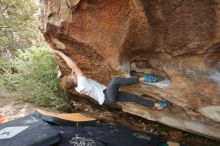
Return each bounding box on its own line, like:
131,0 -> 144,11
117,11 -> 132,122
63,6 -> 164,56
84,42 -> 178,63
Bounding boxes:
0,47 -> 70,110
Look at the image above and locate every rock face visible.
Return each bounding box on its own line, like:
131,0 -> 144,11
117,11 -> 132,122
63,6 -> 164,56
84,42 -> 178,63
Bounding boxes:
36,0 -> 220,139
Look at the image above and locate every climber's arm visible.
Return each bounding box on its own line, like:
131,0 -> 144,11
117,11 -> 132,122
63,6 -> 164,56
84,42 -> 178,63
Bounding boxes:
51,50 -> 84,76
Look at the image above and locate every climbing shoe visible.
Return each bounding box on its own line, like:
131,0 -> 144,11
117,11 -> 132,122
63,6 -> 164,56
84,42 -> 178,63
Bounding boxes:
159,101 -> 171,108
144,75 -> 161,83
160,141 -> 186,146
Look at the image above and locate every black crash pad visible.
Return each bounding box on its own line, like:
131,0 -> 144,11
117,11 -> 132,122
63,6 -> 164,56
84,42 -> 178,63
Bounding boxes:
51,126 -> 164,146
0,110 -> 183,146
35,109 -> 165,146
0,115 -> 60,146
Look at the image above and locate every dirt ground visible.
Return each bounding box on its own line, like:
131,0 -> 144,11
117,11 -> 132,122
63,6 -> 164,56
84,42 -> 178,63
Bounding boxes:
0,89 -> 58,121
0,94 -> 219,146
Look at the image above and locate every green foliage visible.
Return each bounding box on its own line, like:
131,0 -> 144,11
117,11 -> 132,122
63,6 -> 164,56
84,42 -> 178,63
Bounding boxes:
0,47 -> 70,109
0,0 -> 44,55
0,0 -> 69,110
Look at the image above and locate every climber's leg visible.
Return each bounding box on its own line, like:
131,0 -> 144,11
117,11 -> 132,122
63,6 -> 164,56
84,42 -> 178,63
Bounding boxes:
104,77 -> 140,104
116,91 -> 155,107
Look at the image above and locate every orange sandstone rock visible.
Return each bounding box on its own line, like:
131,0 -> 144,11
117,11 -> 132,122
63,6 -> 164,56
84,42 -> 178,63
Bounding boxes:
36,0 -> 220,139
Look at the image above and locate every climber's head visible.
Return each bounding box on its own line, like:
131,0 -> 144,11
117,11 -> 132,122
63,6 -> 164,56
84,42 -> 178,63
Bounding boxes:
61,74 -> 77,89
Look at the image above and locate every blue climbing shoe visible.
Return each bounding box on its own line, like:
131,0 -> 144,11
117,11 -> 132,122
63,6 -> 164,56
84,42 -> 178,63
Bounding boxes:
159,101 -> 171,108
144,75 -> 161,83
160,142 -> 186,146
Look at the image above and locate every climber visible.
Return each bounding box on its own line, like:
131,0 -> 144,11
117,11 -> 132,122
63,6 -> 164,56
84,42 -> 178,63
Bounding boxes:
51,50 -> 170,109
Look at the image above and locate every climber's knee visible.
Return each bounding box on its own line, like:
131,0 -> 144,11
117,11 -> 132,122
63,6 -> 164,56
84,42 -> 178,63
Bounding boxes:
110,77 -> 121,84
105,96 -> 116,105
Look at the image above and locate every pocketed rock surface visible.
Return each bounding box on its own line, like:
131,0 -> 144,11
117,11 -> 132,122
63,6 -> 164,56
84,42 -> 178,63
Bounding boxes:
36,0 -> 220,139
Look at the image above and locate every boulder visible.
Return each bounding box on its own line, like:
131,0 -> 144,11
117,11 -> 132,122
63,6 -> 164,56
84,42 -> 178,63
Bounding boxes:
36,0 -> 220,140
